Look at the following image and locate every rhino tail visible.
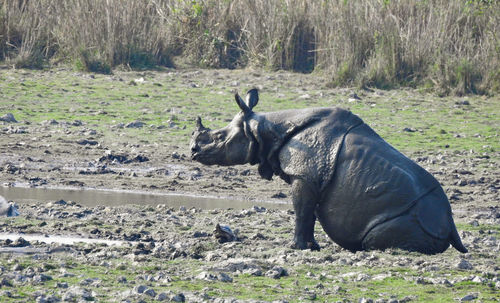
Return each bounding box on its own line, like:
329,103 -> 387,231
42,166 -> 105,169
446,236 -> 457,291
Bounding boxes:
449,224 -> 468,253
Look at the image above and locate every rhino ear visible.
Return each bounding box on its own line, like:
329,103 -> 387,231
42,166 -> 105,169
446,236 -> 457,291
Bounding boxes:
195,116 -> 205,130
235,92 -> 252,115
245,88 -> 259,110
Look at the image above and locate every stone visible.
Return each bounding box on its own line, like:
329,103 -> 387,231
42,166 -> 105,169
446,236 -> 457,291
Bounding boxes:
156,292 -> 169,301
0,113 -> 17,123
62,286 -> 92,301
456,259 -> 473,270
134,285 -> 148,294
265,266 -> 288,279
171,293 -> 186,302
217,273 -> 233,283
460,293 -> 478,302
125,121 -> 145,128
143,288 -> 156,297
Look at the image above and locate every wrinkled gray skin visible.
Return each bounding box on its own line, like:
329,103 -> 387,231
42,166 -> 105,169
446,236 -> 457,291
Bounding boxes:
190,89 -> 468,254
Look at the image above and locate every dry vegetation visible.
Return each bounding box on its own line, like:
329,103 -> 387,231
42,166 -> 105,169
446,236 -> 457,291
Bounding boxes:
0,0 -> 498,95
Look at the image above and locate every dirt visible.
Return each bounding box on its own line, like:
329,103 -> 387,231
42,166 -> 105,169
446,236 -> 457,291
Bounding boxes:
0,67 -> 498,302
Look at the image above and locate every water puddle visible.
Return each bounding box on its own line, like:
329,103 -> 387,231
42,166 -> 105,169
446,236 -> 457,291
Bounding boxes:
0,186 -> 291,210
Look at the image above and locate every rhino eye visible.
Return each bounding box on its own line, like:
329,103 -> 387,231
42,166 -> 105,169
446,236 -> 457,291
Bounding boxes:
215,133 -> 225,140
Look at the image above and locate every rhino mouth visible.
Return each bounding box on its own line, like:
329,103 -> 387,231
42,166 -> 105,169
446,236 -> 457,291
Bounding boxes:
190,149 -> 217,165
191,150 -> 205,162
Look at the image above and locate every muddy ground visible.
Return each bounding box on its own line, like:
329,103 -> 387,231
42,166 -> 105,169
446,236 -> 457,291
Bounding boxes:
0,67 -> 498,302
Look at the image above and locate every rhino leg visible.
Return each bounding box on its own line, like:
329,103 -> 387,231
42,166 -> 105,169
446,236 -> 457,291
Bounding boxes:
290,179 -> 320,251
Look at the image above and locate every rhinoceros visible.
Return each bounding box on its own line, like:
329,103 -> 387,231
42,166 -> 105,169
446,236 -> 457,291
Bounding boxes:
190,89 -> 467,254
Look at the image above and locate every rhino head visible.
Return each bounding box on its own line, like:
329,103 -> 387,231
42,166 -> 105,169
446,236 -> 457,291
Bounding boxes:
190,89 -> 260,166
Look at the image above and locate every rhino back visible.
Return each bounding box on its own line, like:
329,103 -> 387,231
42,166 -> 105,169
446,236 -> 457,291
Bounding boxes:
316,123 -> 440,251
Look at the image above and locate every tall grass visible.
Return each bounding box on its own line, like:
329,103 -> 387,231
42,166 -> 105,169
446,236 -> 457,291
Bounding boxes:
0,0 -> 498,94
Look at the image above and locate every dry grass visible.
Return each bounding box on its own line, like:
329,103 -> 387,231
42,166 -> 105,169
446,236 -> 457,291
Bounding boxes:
0,0 -> 498,94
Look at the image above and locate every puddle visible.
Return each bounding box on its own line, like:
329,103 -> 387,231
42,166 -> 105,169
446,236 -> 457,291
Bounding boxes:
0,186 -> 291,210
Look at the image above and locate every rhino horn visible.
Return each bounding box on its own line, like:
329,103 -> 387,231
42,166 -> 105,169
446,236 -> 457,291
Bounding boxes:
195,116 -> 205,130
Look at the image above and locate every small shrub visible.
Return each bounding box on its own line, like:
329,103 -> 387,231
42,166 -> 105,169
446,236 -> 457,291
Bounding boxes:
453,59 -> 483,95
11,49 -> 46,69
76,49 -> 111,74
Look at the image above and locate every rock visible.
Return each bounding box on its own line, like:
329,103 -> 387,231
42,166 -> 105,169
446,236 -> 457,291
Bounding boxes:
171,293 -> 185,302
214,224 -> 237,243
0,195 -> 19,217
12,264 -> 24,271
125,121 -> 145,128
0,113 -> 17,123
356,273 -> 371,281
456,259 -> 473,270
10,237 -> 30,247
211,258 -> 262,275
62,286 -> 92,301
54,199 -> 68,206
72,120 -> 83,126
35,294 -> 59,303
265,266 -> 288,279
471,276 -> 486,283
33,274 -> 52,283
196,271 -> 217,281
403,127 -> 417,132
144,288 -> 156,297
460,293 -> 478,302
217,273 -> 233,283
42,119 -> 59,126
0,277 -> 12,287
134,285 -> 148,294
349,92 -> 362,100
156,292 -> 169,301
271,192 -> 287,199
98,151 -> 149,164
359,298 -> 373,303
76,139 -> 98,146
193,231 -> 209,238
57,282 -> 69,288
